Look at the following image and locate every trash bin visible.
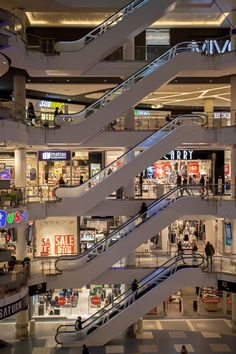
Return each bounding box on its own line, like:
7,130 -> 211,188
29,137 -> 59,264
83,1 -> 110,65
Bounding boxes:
29,319 -> 35,336
193,300 -> 198,312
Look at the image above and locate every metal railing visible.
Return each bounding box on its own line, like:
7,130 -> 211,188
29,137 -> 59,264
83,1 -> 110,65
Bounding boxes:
54,0 -> 150,52
56,114 -> 207,198
55,185 -> 208,271
55,253 -> 207,344
26,33 -> 56,56
0,266 -> 29,299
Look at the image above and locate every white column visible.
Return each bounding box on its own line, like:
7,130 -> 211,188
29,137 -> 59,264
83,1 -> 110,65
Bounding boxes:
123,38 -> 135,61
15,148 -> 26,187
13,76 -> 26,121
222,291 -> 228,316
16,224 -> 27,260
161,227 -> 169,254
231,146 -> 236,198
204,219 -> 216,248
231,7 -> 236,51
232,293 -> 236,332
15,310 -> 29,338
124,108 -> 135,130
231,76 -> 236,126
204,97 -> 214,127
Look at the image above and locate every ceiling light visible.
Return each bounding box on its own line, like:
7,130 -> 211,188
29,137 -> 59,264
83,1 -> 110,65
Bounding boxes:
66,79 -> 69,82
3,61 -> 7,65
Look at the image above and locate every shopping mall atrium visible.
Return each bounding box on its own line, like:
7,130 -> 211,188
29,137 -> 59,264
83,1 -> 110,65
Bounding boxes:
1,0 -> 236,353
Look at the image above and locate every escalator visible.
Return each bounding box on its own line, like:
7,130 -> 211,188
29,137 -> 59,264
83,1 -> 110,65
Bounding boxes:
55,254 -> 208,346
56,114 -> 207,215
54,40 -> 209,142
54,186 -> 208,287
54,0 -> 176,74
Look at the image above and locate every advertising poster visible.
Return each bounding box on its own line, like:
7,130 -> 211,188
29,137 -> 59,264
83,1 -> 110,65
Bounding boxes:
55,235 -> 75,255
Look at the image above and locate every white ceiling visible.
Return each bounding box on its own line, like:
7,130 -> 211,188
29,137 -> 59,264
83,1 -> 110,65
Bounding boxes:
26,82 -> 231,108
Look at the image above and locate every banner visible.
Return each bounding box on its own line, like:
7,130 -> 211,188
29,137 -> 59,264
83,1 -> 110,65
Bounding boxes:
55,235 -> 75,255
0,293 -> 28,320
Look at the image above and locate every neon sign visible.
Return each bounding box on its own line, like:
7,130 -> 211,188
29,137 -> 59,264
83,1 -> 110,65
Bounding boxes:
0,210 -> 27,227
39,101 -> 64,109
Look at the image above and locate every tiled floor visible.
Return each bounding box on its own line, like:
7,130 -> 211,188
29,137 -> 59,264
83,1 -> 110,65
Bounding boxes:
0,319 -> 235,353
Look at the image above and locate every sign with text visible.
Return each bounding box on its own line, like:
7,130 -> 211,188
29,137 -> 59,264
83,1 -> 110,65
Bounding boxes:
0,210 -> 27,227
0,293 -> 28,320
163,150 -> 194,160
41,237 -> 51,256
55,235 -> 75,255
218,280 -> 236,293
38,151 -> 71,161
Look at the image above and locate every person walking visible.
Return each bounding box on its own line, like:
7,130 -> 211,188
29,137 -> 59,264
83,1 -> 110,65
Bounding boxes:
59,176 -> 66,187
27,102 -> 36,126
131,279 -> 138,292
82,344 -> 89,354
205,241 -> 215,269
140,202 -> 148,221
181,345 -> 188,354
182,175 -> 190,196
75,316 -> 82,330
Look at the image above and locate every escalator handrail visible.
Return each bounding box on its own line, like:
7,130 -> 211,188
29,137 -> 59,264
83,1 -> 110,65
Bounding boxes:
55,184 -> 207,270
55,0 -> 150,50
55,254 -> 206,341
59,41 -> 203,121
56,113 -> 207,196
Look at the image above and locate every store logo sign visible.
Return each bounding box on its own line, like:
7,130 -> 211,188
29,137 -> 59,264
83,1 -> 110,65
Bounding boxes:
163,150 -> 193,160
0,210 -> 27,227
39,101 -> 64,109
38,151 -> 71,161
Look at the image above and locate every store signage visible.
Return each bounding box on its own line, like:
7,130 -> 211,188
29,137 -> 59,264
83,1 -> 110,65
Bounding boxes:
163,150 -> 193,160
39,101 -> 64,109
41,237 -> 51,256
38,151 -> 71,161
0,210 -> 27,227
202,39 -> 231,55
218,280 -> 236,294
55,235 -> 75,255
0,293 -> 28,320
29,282 -> 47,297
225,222 -> 232,247
214,112 -> 230,119
134,110 -> 151,117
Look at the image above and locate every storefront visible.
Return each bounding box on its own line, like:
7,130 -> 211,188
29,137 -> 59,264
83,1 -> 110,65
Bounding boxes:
34,217 -> 78,257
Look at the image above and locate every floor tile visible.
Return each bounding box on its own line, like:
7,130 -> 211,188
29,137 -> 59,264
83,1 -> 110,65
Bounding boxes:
105,345 -> 124,353
143,321 -> 158,330
209,344 -> 231,352
174,344 -> 195,352
201,332 -> 221,338
138,344 -> 158,352
169,331 -> 187,339
136,331 -> 154,339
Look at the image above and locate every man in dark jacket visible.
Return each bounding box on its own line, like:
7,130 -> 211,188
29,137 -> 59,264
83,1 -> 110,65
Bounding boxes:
205,241 -> 215,269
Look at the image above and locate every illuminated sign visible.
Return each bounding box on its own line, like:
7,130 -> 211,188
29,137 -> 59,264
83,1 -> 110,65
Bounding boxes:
0,210 -> 27,227
214,112 -> 230,119
38,151 -> 71,161
134,110 -> 151,117
39,101 -> 64,109
163,150 -> 193,160
189,39 -> 231,55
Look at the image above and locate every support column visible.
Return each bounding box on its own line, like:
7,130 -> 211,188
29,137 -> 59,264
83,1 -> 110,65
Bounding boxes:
231,146 -> 236,198
222,291 -> 228,316
13,76 -> 26,121
161,227 -> 169,254
123,38 -> 135,61
231,7 -> 236,51
204,97 -> 214,127
15,224 -> 28,338
15,148 -> 26,187
204,219 -> 216,247
232,293 -> 236,332
231,76 -> 236,126
124,108 -> 135,130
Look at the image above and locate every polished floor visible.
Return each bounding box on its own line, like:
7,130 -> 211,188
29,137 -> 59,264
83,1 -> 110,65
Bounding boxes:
0,318 -> 235,353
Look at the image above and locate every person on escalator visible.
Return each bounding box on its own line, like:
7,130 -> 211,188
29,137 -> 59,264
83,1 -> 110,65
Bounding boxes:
165,114 -> 172,123
131,279 -> 138,292
82,344 -> 89,354
140,202 -> 148,221
75,316 -> 82,330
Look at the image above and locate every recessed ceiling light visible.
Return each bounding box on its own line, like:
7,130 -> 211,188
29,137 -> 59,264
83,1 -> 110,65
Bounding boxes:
104,79 -> 107,82
66,79 -> 69,82
3,61 -> 7,65
28,79 -> 31,82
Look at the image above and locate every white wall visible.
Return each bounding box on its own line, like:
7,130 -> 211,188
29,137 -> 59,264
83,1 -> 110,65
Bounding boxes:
35,216 -> 77,257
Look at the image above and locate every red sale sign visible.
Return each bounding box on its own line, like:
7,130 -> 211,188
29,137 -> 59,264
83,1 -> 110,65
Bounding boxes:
41,237 -> 51,256
55,235 -> 75,255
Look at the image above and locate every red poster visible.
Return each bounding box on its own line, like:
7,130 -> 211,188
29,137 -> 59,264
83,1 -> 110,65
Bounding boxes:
55,235 -> 75,255
41,237 -> 51,256
188,162 -> 199,175
154,162 -> 170,177
224,164 -> 230,175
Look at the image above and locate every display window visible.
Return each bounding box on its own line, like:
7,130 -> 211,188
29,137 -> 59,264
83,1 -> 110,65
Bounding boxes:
0,153 -> 14,187
0,224 -> 33,257
34,217 -> 77,257
32,284 -> 121,319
